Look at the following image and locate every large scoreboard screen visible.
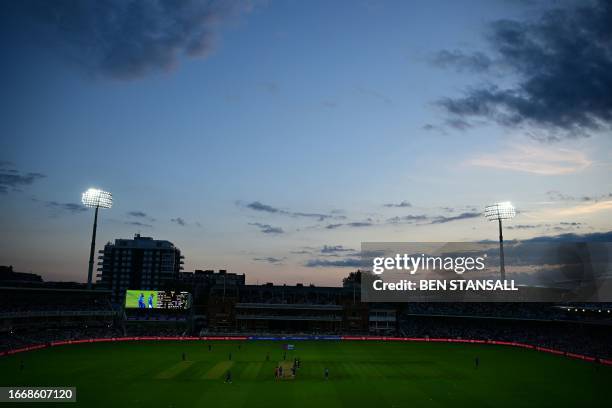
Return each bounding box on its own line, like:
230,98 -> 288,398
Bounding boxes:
125,290 -> 191,310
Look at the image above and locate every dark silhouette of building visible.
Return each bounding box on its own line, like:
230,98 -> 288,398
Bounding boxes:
179,269 -> 245,287
203,277 -> 394,335
97,234 -> 184,303
0,265 -> 43,284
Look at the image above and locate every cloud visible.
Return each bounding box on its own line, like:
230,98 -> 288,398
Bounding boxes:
555,200 -> 612,217
325,221 -> 374,229
321,245 -> 355,254
326,211 -> 483,229
559,222 -> 582,227
467,144 -> 591,175
127,210 -> 155,222
506,222 -> 583,231
386,214 -> 428,224
383,200 -> 412,208
507,224 -> 540,230
125,221 -> 153,228
246,201 -> 280,214
431,50 -> 494,73
43,201 -> 87,214
248,222 -> 284,234
434,0 -> 612,138
239,201 -> 339,221
3,0 -> 252,80
169,216 -> 201,227
443,117 -> 473,131
325,223 -> 343,229
523,230 -> 612,243
347,222 -> 373,228
429,212 -> 481,224
304,258 -> 366,268
546,190 -> 612,203
292,211 -> 338,221
253,257 -> 284,264
545,190 -> 577,202
387,212 -> 479,225
171,217 -> 186,226
441,206 -> 477,213
0,162 -> 45,193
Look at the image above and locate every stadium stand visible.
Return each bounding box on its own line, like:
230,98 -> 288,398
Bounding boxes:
1,270 -> 612,361
0,286 -> 118,353
399,314 -> 612,359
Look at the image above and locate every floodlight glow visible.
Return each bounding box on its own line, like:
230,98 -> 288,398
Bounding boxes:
82,187 -> 113,289
484,201 -> 516,280
484,201 -> 515,221
82,188 -> 113,209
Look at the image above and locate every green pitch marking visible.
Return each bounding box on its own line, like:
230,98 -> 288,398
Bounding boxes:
155,361 -> 193,379
278,361 -> 294,379
203,361 -> 234,379
172,361 -> 214,380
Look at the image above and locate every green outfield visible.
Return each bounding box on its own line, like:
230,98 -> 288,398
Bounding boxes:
0,341 -> 610,407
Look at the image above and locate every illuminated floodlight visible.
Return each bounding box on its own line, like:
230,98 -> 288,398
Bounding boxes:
484,201 -> 516,221
82,188 -> 113,209
484,201 -> 516,280
82,188 -> 113,289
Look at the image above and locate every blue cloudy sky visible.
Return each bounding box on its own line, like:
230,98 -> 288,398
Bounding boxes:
1,0 -> 611,285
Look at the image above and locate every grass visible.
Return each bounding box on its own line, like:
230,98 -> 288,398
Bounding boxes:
0,340 -> 610,407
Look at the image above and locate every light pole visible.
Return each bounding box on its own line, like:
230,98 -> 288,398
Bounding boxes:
484,202 -> 516,280
82,188 -> 113,289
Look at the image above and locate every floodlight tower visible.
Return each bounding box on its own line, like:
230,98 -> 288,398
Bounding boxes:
82,188 -> 113,289
484,202 -> 516,280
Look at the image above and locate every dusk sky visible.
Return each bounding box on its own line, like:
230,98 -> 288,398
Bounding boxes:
1,0 -> 611,286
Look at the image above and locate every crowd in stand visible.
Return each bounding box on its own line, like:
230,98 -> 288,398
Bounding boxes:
199,328 -> 344,336
0,324 -> 190,353
0,325 -> 123,353
123,326 -> 188,337
0,291 -> 114,315
3,317 -> 610,360
237,293 -> 340,305
2,284 -> 611,360
400,315 -> 612,359
125,309 -> 188,321
402,302 -> 612,322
